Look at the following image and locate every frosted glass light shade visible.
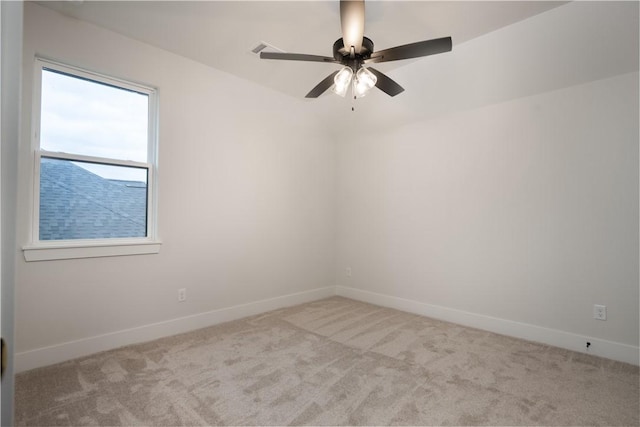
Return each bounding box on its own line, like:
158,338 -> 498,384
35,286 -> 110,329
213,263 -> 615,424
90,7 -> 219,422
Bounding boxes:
353,67 -> 377,98
332,67 -> 353,97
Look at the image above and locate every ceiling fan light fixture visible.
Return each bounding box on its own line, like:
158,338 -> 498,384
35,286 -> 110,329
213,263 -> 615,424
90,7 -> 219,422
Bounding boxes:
332,67 -> 353,97
353,67 -> 377,98
260,0 -> 452,99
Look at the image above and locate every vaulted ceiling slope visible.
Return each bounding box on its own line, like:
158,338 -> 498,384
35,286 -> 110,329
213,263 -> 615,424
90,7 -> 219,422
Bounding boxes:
38,1 -> 638,129
347,1 -> 639,131
39,1 -> 565,97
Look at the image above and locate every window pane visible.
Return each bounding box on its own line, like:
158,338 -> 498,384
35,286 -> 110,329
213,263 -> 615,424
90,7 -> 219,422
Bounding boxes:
39,157 -> 148,240
40,68 -> 149,162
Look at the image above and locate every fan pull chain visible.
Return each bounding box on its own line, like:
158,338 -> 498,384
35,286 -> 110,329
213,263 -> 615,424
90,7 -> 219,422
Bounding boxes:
352,95 -> 356,112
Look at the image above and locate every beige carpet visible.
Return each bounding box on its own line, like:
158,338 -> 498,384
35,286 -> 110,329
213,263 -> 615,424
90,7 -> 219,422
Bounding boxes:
15,296 -> 639,426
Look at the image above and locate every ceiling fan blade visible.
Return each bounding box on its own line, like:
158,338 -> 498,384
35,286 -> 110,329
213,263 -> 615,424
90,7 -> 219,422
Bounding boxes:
340,0 -> 365,54
367,67 -> 404,97
367,37 -> 452,64
260,52 -> 339,64
305,71 -> 340,98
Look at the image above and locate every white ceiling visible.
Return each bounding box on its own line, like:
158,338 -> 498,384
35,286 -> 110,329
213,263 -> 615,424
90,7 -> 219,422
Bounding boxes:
38,1 -> 566,99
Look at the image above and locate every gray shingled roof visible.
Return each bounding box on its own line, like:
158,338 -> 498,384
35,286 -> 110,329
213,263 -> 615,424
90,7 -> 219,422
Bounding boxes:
39,157 -> 147,240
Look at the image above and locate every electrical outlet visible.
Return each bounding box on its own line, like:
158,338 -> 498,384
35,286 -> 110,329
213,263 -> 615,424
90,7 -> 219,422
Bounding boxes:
178,288 -> 187,302
593,304 -> 606,320
345,267 -> 352,277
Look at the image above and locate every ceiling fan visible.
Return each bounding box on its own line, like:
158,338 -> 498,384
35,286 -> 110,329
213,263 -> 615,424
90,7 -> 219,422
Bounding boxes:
260,0 -> 452,99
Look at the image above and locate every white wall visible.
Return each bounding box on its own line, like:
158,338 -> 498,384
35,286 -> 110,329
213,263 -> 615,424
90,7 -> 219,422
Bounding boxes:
1,1 -> 23,422
15,3 -> 336,370
336,2 -> 639,362
337,72 -> 639,346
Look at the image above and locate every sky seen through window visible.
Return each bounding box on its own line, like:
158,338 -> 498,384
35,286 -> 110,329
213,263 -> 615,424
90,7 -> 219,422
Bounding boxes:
40,69 -> 149,182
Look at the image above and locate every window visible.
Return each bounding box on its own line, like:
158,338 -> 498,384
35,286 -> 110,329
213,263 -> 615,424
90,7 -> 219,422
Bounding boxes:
24,59 -> 160,261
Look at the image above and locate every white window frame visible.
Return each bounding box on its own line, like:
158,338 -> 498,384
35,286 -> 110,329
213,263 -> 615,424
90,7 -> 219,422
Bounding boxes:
23,58 -> 161,261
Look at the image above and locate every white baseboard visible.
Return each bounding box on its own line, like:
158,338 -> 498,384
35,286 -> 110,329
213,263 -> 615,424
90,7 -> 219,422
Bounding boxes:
336,286 -> 639,366
16,285 -> 639,372
15,286 -> 336,373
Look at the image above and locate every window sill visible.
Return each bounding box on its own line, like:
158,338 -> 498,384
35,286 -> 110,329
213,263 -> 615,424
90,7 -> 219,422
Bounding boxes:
23,240 -> 161,262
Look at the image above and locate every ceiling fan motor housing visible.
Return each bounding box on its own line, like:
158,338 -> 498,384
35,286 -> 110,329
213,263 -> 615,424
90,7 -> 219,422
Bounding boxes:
333,36 -> 374,70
